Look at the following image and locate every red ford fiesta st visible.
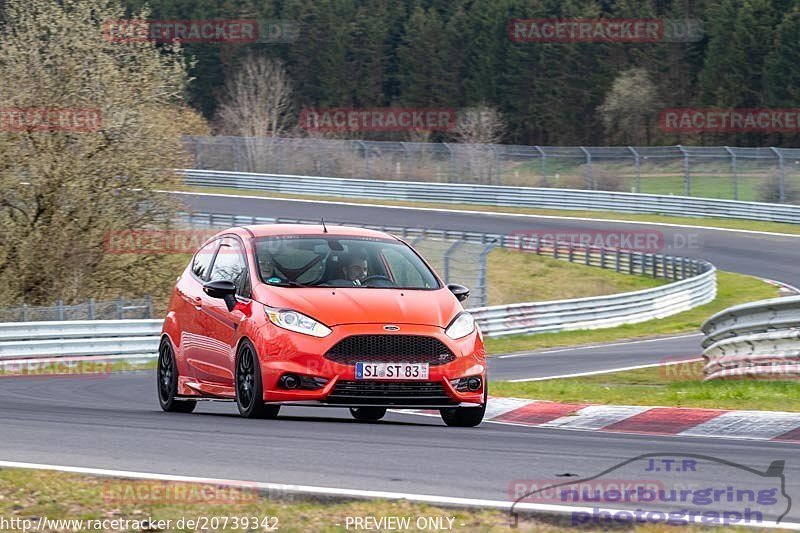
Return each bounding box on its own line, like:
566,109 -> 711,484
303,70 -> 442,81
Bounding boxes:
157,224 -> 487,427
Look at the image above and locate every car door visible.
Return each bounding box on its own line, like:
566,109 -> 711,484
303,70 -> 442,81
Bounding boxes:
199,236 -> 251,387
175,238 -> 219,379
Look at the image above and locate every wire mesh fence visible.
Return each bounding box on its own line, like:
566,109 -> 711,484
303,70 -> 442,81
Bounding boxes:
0,297 -> 154,322
184,136 -> 800,203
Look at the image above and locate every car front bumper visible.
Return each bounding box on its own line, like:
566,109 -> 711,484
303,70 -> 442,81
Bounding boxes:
255,322 -> 486,407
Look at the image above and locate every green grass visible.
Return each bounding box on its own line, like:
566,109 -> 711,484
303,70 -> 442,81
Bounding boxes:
486,248 -> 664,306
180,184 -> 800,236
0,358 -> 156,379
483,271 -> 779,355
0,468 -> 745,532
491,362 -> 800,412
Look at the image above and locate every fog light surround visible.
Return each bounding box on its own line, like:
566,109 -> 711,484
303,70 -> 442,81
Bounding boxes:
450,376 -> 483,393
279,374 -> 329,390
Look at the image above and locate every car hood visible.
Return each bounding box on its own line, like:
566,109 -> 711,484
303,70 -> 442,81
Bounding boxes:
255,286 -> 462,328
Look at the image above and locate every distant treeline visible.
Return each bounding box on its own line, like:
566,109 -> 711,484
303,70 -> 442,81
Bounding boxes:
120,0 -> 800,146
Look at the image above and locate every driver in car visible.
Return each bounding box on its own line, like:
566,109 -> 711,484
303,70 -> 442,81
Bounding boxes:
341,250 -> 369,285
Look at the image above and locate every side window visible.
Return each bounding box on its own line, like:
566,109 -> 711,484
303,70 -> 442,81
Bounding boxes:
209,238 -> 249,296
191,241 -> 218,280
381,248 -> 425,287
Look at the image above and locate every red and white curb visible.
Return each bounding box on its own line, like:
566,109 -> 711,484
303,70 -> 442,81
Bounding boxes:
403,398 -> 800,443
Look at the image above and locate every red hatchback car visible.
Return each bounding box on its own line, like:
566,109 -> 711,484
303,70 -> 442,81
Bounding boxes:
158,224 -> 487,427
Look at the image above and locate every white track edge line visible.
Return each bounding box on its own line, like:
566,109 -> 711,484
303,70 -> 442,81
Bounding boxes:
506,358 -> 704,382
166,189 -> 800,239
497,333 -> 703,358
0,460 -> 795,529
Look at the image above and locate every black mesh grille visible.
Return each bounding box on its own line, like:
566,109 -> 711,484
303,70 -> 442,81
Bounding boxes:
326,380 -> 455,405
325,335 -> 456,366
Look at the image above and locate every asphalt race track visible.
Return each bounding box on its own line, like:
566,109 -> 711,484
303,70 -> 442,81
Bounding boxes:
490,334 -> 703,381
0,373 -> 798,524
2,192 -> 799,525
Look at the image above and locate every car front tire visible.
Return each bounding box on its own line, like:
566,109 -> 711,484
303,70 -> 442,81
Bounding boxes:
235,340 -> 280,419
440,385 -> 487,427
157,338 -> 196,413
349,407 -> 387,421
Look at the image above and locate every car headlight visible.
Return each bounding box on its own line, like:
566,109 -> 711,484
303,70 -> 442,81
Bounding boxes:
265,307 -> 332,337
445,312 -> 475,339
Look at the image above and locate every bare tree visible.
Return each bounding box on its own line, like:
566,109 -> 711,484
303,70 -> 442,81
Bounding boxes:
215,55 -> 295,172
453,104 -> 507,145
0,0 -> 205,306
452,104 -> 507,184
598,68 -> 660,145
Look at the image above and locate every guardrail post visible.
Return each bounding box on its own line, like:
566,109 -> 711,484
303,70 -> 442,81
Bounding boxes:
600,247 -> 606,268
640,252 -> 646,275
87,298 -> 94,320
580,146 -> 593,190
628,146 -> 641,193
681,257 -> 686,279
585,246 -> 590,265
628,250 -> 633,274
770,147 -> 786,203
678,145 -> 691,196
56,300 -> 63,321
553,241 -> 559,259
615,250 -> 621,272
117,297 -> 125,320
21,304 -> 28,321
724,146 -> 738,200
145,295 -> 153,319
652,254 -> 658,278
568,242 -> 574,262
534,146 -> 547,186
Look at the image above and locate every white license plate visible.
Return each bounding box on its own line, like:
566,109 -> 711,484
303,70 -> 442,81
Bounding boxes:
355,362 -> 429,380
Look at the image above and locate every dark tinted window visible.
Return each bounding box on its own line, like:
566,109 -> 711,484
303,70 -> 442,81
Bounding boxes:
191,240 -> 218,280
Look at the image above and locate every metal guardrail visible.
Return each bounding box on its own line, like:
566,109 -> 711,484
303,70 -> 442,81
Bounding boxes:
474,265 -> 715,337
184,137 -> 800,203
0,296 -> 153,322
181,169 -> 800,224
0,320 -> 162,359
701,296 -> 800,380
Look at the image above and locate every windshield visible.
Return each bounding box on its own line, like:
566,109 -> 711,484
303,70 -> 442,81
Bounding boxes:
254,235 -> 440,289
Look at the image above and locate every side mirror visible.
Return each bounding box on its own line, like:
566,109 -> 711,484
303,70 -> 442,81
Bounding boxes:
203,280 -> 237,311
447,283 -> 470,302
